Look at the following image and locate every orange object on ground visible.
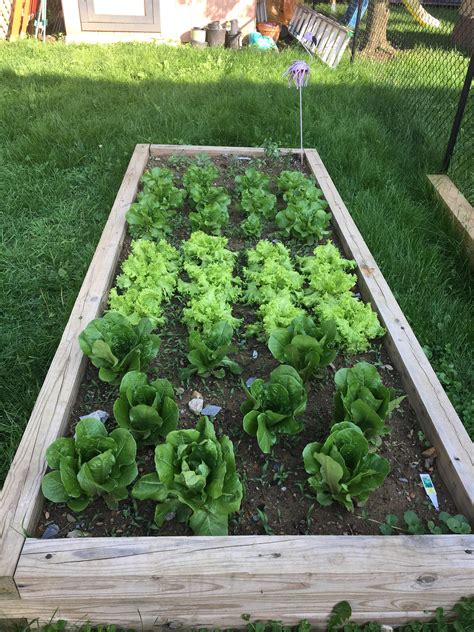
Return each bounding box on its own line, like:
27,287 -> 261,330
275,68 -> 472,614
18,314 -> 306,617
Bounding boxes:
256,21 -> 281,41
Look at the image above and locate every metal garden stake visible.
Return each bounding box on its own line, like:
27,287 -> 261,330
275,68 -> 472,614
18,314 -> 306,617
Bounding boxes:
283,60 -> 310,165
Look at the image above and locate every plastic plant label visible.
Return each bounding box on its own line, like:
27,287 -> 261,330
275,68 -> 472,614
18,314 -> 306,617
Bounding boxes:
420,473 -> 439,511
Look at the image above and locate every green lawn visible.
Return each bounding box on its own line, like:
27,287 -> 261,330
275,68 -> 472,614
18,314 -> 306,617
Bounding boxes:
0,39 -> 472,485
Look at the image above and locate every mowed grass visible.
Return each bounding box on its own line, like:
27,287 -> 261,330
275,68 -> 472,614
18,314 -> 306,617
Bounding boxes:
0,40 -> 472,485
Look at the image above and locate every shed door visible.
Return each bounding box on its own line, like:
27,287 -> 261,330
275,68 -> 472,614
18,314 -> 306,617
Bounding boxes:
79,0 -> 161,32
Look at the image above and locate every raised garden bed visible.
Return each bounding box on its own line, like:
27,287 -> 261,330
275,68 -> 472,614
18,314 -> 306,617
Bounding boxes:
0,144 -> 472,629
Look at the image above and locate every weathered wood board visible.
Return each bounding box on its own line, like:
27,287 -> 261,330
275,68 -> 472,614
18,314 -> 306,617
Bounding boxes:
0,145 -> 472,629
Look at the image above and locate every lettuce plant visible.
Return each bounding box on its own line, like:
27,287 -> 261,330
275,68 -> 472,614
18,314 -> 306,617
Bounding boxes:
182,321 -> 241,379
113,371 -> 179,444
268,316 -> 337,382
42,417 -> 138,511
240,189 -> 277,219
126,167 -> 185,240
299,242 -> 384,352
183,163 -> 219,206
241,213 -> 263,238
333,362 -> 404,447
109,239 -> 181,326
303,421 -> 390,511
189,187 -> 231,235
78,312 -> 160,384
276,199 -> 331,244
235,168 -> 270,193
277,170 -> 312,192
180,232 -> 241,334
241,365 -> 307,453
132,416 -> 243,535
243,240 -> 303,338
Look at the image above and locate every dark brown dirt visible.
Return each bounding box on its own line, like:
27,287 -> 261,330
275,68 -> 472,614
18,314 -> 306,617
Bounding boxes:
36,154 -> 458,540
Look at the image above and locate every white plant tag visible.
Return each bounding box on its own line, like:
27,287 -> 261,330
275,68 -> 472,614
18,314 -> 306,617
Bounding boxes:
420,473 -> 439,511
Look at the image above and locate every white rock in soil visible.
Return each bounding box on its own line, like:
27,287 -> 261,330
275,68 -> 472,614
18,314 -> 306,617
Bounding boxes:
191,390 -> 203,399
188,397 -> 204,415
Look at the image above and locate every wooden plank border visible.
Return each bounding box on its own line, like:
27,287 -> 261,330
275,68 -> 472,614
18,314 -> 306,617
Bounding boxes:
0,144 -> 150,598
0,145 -> 472,629
427,174 -> 474,266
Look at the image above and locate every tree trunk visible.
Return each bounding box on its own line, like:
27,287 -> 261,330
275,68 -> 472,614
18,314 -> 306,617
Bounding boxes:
361,0 -> 394,57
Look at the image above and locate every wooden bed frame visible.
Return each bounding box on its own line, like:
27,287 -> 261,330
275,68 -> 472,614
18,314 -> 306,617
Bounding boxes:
1,144 -> 472,629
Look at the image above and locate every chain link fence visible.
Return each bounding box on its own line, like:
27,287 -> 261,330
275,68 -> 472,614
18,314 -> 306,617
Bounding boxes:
308,0 -> 473,203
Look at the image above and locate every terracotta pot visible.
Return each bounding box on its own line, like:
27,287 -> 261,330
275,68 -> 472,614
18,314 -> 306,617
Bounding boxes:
256,21 -> 281,42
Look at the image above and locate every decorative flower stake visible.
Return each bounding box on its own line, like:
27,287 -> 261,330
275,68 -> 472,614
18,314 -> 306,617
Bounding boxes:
283,60 -> 310,165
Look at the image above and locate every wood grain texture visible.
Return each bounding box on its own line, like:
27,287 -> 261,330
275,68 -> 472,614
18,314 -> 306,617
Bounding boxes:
305,149 -> 474,521
150,144 -> 296,157
9,535 -> 473,628
428,174 -> 473,265
0,144 -> 150,595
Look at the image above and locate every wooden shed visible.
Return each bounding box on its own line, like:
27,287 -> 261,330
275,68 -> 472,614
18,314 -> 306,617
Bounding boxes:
61,0 -> 257,43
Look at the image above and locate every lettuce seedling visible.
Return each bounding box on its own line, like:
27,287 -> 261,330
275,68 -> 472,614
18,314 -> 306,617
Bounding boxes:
113,371 -> 179,444
183,163 -> 219,206
303,421 -> 390,511
132,416 -> 243,535
333,362 -> 405,447
126,168 -> 185,240
42,417 -> 138,511
78,312 -> 160,384
268,316 -> 337,382
241,365 -> 307,453
235,167 -> 271,193
189,187 -> 231,235
241,213 -> 263,238
277,170 -> 313,192
240,189 -> 277,219
276,199 -> 331,244
182,321 -> 241,379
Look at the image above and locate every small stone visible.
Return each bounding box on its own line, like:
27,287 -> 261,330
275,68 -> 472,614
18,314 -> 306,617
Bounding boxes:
398,477 -> 409,483
79,409 -> 109,423
66,514 -> 76,523
422,447 -> 437,458
246,376 -> 257,387
381,364 -> 393,371
188,398 -> 204,415
281,486 -> 287,492
424,458 -> 434,470
175,387 -> 185,397
165,512 -> 176,521
252,350 -> 258,360
67,529 -> 89,538
191,390 -> 203,399
44,511 -> 50,520
201,404 -> 222,417
42,523 -> 59,539
410,492 -> 416,499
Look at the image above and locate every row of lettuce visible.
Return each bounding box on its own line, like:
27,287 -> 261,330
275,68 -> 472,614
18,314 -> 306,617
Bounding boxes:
41,161 -> 403,536
127,161 -> 332,241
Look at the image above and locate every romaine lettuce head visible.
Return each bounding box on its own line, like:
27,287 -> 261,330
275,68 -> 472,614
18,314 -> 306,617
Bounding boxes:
241,365 -> 307,453
42,417 -> 138,512
78,311 -> 160,384
333,362 -> 405,446
113,371 -> 179,444
303,421 -> 390,511
132,416 -> 243,535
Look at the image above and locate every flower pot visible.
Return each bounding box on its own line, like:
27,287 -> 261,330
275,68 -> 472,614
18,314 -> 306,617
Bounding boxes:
256,21 -> 281,42
206,27 -> 226,47
191,27 -> 206,43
